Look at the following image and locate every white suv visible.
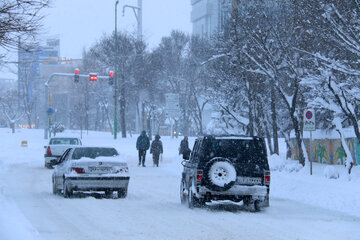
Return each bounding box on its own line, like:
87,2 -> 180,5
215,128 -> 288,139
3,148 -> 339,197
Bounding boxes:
44,137 -> 82,168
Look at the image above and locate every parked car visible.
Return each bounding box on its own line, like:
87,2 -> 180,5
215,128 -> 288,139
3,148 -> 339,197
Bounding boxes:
51,146 -> 130,199
180,135 -> 270,211
44,137 -> 82,168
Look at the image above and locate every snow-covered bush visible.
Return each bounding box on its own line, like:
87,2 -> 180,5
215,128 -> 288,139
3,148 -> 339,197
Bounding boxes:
268,154 -> 303,173
50,122 -> 65,136
283,162 -> 303,173
205,112 -> 228,135
268,154 -> 287,171
323,166 -> 339,179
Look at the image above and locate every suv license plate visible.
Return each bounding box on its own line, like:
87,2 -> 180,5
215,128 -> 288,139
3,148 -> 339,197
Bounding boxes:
237,177 -> 262,185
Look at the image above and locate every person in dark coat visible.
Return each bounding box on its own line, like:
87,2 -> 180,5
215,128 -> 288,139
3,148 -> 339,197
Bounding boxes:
150,134 -> 163,167
179,136 -> 191,159
136,131 -> 150,167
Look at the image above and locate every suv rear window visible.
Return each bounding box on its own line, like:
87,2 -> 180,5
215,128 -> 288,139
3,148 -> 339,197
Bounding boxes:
72,147 -> 118,160
203,138 -> 267,167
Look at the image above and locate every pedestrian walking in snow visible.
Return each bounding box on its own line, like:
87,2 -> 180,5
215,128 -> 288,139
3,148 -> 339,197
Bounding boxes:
136,130 -> 150,167
150,134 -> 163,167
179,136 -> 191,159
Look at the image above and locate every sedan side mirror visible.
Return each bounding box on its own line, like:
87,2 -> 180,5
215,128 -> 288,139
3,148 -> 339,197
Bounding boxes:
50,159 -> 59,166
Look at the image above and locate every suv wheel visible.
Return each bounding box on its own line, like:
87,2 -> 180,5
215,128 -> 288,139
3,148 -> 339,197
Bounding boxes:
204,158 -> 237,191
254,200 -> 261,212
187,187 -> 195,209
180,179 -> 186,204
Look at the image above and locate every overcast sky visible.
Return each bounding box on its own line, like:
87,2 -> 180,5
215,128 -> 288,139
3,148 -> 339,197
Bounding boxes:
43,0 -> 192,59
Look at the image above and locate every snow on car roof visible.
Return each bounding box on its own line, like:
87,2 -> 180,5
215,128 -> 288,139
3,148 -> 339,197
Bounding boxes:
214,136 -> 254,140
75,156 -> 127,164
50,137 -> 80,139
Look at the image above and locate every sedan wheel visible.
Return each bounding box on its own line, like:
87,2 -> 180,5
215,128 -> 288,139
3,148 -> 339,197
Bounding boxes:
105,190 -> 113,198
63,179 -> 73,198
52,177 -> 60,195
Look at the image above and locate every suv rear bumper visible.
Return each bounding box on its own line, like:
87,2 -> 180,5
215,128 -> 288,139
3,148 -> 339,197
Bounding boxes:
197,185 -> 268,200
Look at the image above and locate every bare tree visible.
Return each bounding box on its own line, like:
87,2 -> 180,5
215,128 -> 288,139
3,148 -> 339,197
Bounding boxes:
0,89 -> 23,133
0,0 -> 49,51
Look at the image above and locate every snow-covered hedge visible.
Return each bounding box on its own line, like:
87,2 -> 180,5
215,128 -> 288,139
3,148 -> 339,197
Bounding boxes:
323,166 -> 340,179
268,154 -> 303,173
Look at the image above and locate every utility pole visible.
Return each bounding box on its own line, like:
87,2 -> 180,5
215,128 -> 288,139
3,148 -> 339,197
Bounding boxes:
123,0 -> 142,134
114,0 -> 119,139
137,0 -> 142,41
123,0 -> 142,40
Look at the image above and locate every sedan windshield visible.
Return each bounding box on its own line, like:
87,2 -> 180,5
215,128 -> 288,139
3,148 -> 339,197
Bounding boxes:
72,147 -> 118,160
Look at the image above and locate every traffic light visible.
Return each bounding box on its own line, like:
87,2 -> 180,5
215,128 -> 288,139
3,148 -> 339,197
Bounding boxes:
74,68 -> 80,83
89,73 -> 98,81
109,71 -> 114,85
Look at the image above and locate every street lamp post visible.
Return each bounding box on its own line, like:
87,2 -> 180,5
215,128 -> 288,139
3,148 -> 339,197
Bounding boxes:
123,0 -> 142,134
114,0 -> 119,140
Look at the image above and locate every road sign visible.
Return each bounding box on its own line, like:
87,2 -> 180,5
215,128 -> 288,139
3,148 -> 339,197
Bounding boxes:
21,140 -> 28,147
303,109 -> 315,131
165,93 -> 180,118
47,108 -> 54,115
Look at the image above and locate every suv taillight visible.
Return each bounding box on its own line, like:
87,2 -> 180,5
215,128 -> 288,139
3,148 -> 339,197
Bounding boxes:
264,171 -> 270,184
71,167 -> 85,174
46,146 -> 52,155
196,170 -> 203,181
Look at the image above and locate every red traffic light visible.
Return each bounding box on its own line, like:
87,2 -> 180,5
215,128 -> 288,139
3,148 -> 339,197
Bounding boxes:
74,68 -> 80,83
108,71 -> 114,85
89,73 -> 98,81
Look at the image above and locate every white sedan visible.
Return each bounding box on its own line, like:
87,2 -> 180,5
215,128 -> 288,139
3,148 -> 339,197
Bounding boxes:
51,147 -> 130,198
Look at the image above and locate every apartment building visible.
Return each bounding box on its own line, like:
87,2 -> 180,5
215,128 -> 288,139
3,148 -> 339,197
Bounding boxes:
191,0 -> 231,37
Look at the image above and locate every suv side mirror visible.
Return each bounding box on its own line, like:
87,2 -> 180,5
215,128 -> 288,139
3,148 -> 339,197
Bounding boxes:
183,154 -> 190,160
181,160 -> 189,167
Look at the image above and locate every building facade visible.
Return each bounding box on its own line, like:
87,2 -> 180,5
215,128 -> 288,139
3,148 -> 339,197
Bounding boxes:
18,37 -> 60,104
191,0 -> 231,37
18,37 -> 80,129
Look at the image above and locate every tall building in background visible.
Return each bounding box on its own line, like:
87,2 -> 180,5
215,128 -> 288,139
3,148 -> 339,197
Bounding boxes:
191,0 -> 231,37
18,37 -> 60,104
18,36 -> 80,128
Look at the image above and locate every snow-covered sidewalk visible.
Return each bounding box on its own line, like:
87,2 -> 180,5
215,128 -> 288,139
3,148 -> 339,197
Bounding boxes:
269,155 -> 360,218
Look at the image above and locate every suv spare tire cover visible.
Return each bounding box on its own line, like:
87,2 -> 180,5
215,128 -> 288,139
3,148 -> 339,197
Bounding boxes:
204,157 -> 237,191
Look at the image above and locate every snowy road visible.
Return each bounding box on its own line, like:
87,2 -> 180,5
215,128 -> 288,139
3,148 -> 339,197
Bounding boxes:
1,130 -> 359,240
1,158 -> 359,240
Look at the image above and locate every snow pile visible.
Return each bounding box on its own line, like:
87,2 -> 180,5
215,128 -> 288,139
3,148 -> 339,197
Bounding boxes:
0,197 -> 42,240
323,165 -> 340,179
268,154 -> 302,173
